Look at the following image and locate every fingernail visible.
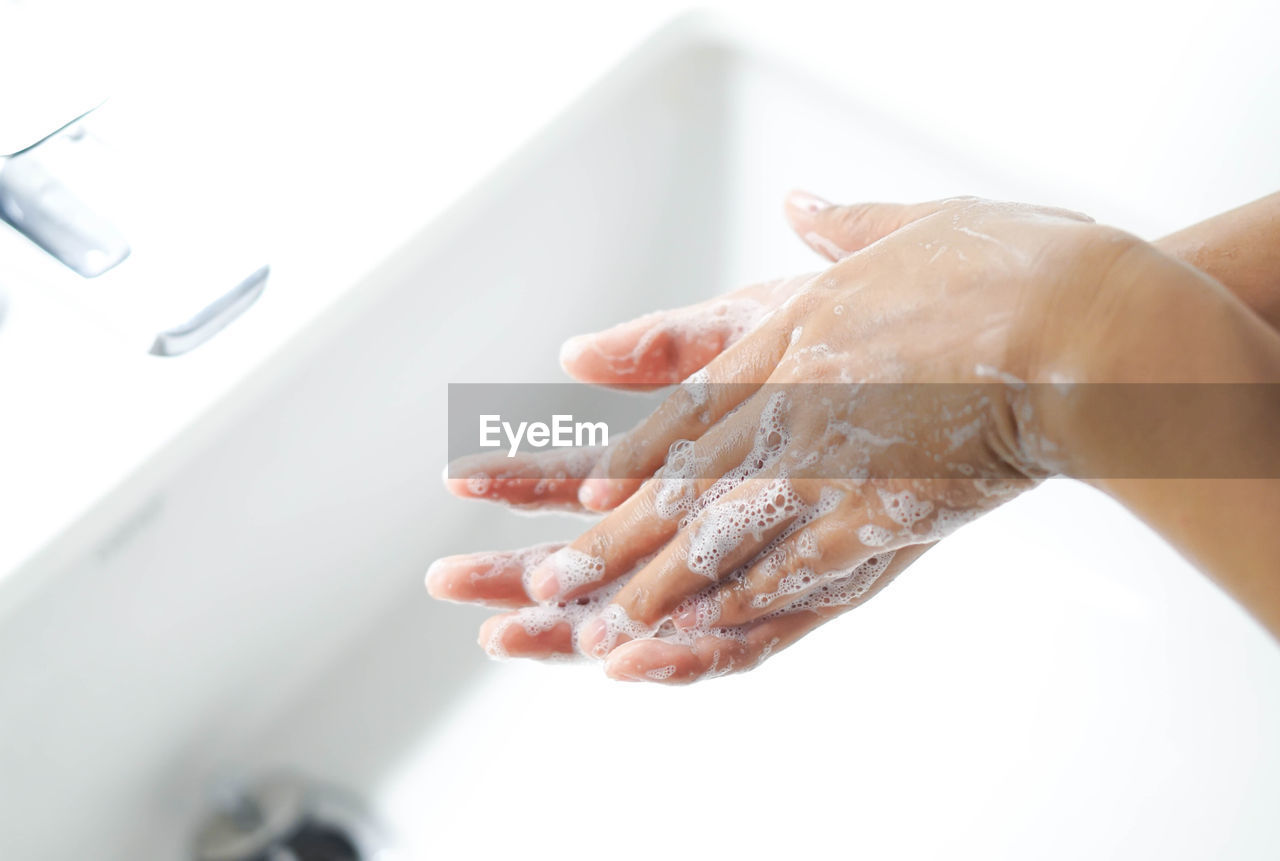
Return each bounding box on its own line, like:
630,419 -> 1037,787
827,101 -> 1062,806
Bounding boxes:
559,334 -> 590,368
443,470 -> 491,499
578,617 -> 608,659
604,648 -> 675,682
673,604 -> 698,630
672,595 -> 719,630
577,478 -> 609,510
528,566 -> 559,602
477,616 -> 500,650
424,558 -> 448,597
604,659 -> 645,682
786,190 -> 831,215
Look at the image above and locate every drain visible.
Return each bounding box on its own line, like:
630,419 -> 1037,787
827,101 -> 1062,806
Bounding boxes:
193,774 -> 396,861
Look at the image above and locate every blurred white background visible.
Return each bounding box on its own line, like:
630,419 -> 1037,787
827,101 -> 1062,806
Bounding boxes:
2,2 -> 1279,859
37,0 -> 1280,232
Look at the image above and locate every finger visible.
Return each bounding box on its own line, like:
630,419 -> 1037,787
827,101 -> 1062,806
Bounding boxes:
558,278 -> 804,390
578,471 -> 817,657
601,624 -> 780,683
602,544 -> 932,683
689,497 -> 915,628
444,449 -> 599,513
783,191 -> 959,262
524,396 -> 772,603
600,605 -> 822,684
477,608 -> 577,660
699,536 -> 932,628
576,378 -> 759,513
576,312 -> 801,513
425,541 -> 565,608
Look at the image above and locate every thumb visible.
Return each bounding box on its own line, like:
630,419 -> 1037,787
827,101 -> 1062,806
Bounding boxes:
783,191 -> 955,261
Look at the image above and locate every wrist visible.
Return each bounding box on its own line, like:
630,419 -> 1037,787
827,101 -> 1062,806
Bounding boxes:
1030,243 -> 1280,482
1155,192 -> 1280,331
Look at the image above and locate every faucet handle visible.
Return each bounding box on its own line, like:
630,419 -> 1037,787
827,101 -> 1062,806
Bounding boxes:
0,107 -> 270,357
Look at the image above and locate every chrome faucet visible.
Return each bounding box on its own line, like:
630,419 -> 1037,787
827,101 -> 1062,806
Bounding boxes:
0,119 -> 132,277
0,3 -> 269,355
0,105 -> 270,356
0,2 -> 125,277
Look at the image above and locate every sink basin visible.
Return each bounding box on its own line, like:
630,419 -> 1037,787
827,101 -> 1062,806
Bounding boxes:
1,15 -> 1277,860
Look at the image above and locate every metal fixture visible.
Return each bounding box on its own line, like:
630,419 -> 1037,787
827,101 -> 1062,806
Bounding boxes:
150,264 -> 270,356
0,133 -> 131,277
193,774 -> 397,861
0,113 -> 270,356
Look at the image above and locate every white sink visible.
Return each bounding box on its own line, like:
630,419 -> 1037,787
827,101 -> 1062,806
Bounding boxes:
1,15 -> 1277,860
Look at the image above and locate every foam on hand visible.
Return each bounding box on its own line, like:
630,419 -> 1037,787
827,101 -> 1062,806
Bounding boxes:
537,547 -> 607,594
479,326 -> 1046,677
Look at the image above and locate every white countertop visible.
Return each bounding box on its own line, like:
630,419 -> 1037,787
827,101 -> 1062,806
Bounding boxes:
3,0 -> 1279,607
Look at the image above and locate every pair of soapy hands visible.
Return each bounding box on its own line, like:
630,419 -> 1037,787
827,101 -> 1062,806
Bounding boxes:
426,192 -> 1156,683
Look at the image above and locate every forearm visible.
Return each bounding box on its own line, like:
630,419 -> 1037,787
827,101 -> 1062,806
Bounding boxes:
1052,245 -> 1280,637
1107,478 -> 1280,636
1157,192 -> 1280,330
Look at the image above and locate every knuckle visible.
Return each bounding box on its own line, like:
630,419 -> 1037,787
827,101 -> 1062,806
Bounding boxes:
830,203 -> 878,236
627,587 -> 666,626
691,589 -> 729,627
715,582 -> 750,621
1090,224 -> 1145,252
608,436 -> 647,478
1061,223 -> 1148,271
581,529 -> 612,560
